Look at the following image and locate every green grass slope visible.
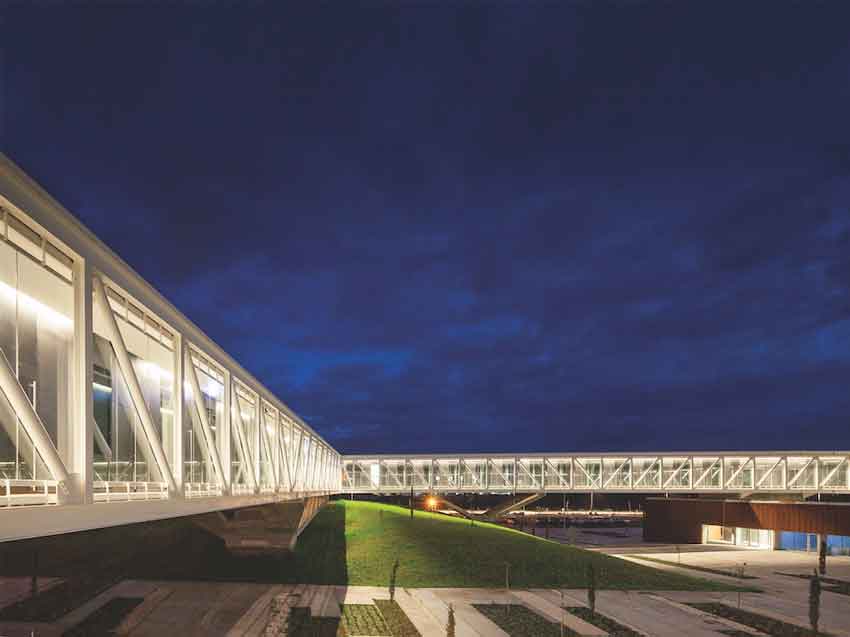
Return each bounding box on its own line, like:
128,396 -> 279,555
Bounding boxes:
294,500 -> 738,590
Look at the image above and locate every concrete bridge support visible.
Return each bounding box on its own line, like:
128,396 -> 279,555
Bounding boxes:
193,496 -> 328,554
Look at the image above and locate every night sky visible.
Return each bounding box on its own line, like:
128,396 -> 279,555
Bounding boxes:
4,4 -> 850,454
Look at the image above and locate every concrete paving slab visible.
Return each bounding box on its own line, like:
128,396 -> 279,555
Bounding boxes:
334,584 -> 390,605
0,576 -> 63,610
534,589 -> 744,637
57,579 -> 159,630
309,585 -> 333,618
662,589 -> 850,637
294,584 -> 319,609
409,588 -> 479,637
511,590 -> 607,636
118,587 -> 173,635
0,621 -> 61,637
396,588 -> 445,636
225,584 -> 282,637
645,594 -> 770,637
319,586 -> 342,618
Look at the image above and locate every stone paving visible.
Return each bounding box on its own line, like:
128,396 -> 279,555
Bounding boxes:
0,582 -> 829,636
2,548 -> 849,635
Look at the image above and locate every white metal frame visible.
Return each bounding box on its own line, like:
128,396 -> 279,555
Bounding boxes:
341,452 -> 850,495
0,155 -> 341,537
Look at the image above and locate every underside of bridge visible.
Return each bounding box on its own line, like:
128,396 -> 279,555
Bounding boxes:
0,496 -> 331,597
194,495 -> 328,553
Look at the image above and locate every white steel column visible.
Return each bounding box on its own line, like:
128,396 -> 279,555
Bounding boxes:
67,257 -> 93,503
172,332 -> 184,496
221,369 -> 232,488
185,344 -> 228,492
92,275 -> 177,494
254,393 -> 262,487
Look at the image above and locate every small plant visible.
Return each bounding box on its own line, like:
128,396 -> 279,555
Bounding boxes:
560,589 -> 566,637
818,537 -> 828,575
389,556 -> 400,602
735,563 -> 747,608
810,568 -> 821,635
587,563 -> 597,615
446,603 -> 455,637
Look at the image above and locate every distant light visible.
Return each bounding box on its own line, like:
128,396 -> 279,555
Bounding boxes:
426,496 -> 438,510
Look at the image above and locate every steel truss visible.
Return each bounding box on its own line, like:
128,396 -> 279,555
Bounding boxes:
0,156 -> 341,527
341,453 -> 850,495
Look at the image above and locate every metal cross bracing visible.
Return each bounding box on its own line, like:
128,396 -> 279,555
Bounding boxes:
341,453 -> 850,495
0,155 -> 342,542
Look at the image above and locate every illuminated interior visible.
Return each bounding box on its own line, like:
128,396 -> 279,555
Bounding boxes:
0,235 -> 73,480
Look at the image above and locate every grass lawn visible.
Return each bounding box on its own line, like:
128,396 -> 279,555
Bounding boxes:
293,500 -> 740,590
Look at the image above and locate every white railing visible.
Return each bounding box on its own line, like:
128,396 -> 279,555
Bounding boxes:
342,452 -> 850,495
93,481 -> 168,503
184,482 -> 222,499
1,479 -> 58,507
231,483 -> 254,496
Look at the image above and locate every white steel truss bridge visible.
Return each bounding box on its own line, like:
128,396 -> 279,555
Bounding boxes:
3,154 -> 850,545
342,453 -> 850,495
0,155 -> 341,542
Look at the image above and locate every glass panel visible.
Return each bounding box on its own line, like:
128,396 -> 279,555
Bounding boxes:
603,458 -> 630,488
663,458 -> 691,489
0,239 -> 73,480
754,457 -> 784,489
92,288 -> 174,486
259,406 -> 276,489
183,359 -> 224,486
489,459 -> 514,489
725,457 -> 754,489
574,459 -> 601,489
632,458 -> 661,488
92,334 -> 163,483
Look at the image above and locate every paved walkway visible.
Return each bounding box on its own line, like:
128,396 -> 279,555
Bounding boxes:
6,581 -> 841,636
4,548 -> 850,637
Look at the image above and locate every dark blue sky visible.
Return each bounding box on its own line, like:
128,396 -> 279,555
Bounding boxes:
4,4 -> 850,454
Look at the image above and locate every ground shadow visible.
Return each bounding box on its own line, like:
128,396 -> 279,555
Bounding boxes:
0,499 -> 349,622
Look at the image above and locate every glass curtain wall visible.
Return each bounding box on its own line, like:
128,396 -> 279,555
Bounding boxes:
278,413 -> 293,490
232,383 -> 256,490
289,421 -> 303,489
184,354 -> 224,488
0,227 -> 74,481
92,287 -> 174,485
260,404 -> 276,491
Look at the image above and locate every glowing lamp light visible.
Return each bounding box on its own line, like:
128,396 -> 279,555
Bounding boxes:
426,496 -> 438,510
